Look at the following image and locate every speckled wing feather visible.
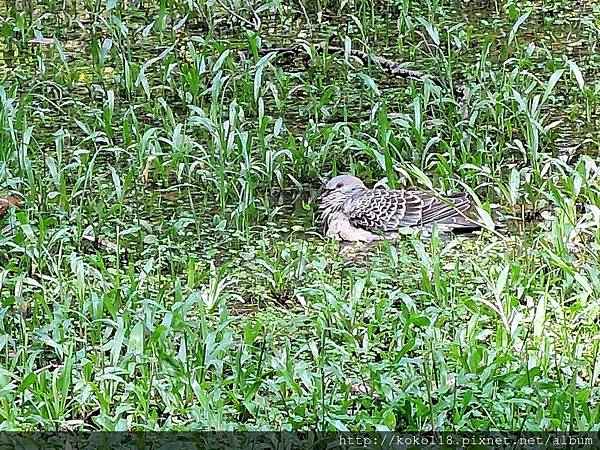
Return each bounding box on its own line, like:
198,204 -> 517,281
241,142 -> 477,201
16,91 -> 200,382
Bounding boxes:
418,192 -> 472,225
346,189 -> 475,232
345,189 -> 420,231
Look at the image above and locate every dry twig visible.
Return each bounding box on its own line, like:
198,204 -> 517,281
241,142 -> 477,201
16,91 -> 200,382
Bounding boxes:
249,42 -> 471,112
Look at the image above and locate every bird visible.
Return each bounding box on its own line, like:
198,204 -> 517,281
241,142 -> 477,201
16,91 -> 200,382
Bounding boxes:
318,175 -> 481,242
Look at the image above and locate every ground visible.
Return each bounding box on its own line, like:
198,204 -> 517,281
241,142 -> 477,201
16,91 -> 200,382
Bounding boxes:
0,0 -> 599,431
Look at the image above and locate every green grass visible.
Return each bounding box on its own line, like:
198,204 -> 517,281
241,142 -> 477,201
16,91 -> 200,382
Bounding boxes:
1,0 -> 600,431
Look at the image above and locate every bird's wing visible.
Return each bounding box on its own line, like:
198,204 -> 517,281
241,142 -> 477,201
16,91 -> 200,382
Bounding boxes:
346,189 -> 474,231
418,192 -> 472,225
346,189 -> 423,231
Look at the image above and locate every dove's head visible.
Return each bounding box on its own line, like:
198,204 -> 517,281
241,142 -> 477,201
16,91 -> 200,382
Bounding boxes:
324,175 -> 366,193
318,175 -> 367,225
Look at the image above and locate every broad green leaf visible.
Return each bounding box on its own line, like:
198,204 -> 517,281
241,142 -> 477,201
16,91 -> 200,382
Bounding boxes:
382,411 -> 397,430
407,164 -> 433,190
18,373 -> 37,393
574,272 -> 592,295
357,73 -> 380,96
254,65 -> 264,102
494,264 -> 510,300
542,69 -> 564,104
508,11 -> 531,45
475,206 -> 495,231
416,17 -> 440,46
212,49 -> 231,72
127,321 -> 144,356
109,166 -> 123,202
533,294 -> 546,338
508,168 -> 520,205
567,60 -> 585,91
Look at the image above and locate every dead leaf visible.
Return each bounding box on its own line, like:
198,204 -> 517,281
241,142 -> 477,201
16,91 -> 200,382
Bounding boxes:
29,37 -> 55,45
0,195 -> 20,218
141,155 -> 157,184
82,234 -> 119,252
161,191 -> 179,202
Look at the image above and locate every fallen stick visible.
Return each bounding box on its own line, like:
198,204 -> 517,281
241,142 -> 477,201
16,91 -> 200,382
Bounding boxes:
252,42 -> 431,81
249,42 -> 470,113
319,44 -> 430,81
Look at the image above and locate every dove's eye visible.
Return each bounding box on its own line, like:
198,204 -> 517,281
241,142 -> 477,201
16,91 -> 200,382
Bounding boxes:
336,182 -> 344,189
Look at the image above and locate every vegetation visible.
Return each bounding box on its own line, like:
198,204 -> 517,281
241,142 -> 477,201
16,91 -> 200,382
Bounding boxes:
1,0 -> 599,431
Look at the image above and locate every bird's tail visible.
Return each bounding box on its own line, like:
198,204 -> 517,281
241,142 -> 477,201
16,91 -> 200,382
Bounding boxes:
434,194 -> 481,230
437,214 -> 481,229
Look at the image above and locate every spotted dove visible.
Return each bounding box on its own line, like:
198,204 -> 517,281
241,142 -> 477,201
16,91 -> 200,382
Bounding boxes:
318,175 -> 480,242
